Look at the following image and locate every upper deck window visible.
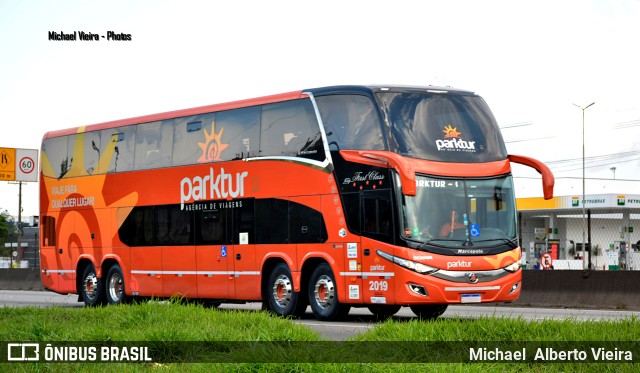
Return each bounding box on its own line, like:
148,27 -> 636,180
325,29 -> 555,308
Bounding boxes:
315,94 -> 385,151
376,92 -> 507,163
101,125 -> 136,173
260,99 -> 324,161
42,136 -> 69,178
134,120 -> 174,170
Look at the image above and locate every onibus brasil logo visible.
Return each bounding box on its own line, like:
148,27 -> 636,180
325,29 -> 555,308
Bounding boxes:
436,125 -> 476,152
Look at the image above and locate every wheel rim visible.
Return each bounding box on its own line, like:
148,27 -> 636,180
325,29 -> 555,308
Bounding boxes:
272,274 -> 292,308
313,274 -> 335,310
83,272 -> 98,301
108,272 -> 123,302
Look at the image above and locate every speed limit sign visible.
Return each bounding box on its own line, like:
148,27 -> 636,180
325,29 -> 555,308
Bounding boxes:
16,148 -> 38,182
540,252 -> 553,270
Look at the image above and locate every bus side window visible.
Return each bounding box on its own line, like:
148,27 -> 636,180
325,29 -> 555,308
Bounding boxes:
42,136 -> 70,178
100,125 -> 135,173
118,206 -> 153,246
362,191 -> 393,243
341,193 -> 361,234
232,199 -> 254,245
41,216 -> 56,247
83,131 -> 101,175
260,99 -> 324,161
154,206 -> 171,245
196,209 -> 227,245
255,199 -> 289,244
168,207 -> 193,245
289,200 -> 327,243
134,120 -> 174,170
216,106 -> 261,160
315,94 -> 384,151
173,113 -> 215,166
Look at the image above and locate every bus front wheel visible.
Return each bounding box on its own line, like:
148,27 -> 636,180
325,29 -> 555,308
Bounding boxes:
81,264 -> 104,306
368,305 -> 401,321
105,264 -> 127,305
410,304 -> 448,320
308,263 -> 350,321
265,263 -> 307,317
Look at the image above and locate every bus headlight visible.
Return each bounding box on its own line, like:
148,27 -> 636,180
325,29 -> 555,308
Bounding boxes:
503,261 -> 521,273
376,250 -> 438,274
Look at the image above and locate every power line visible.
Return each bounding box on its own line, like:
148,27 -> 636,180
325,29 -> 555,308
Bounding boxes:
502,117 -> 640,144
514,176 -> 640,182
552,155 -> 640,173
499,121 -> 533,129
544,150 -> 640,165
543,150 -> 640,172
505,136 -> 556,144
613,118 -> 640,129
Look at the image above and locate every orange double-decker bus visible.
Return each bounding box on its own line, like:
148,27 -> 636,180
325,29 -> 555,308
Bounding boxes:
40,85 -> 553,320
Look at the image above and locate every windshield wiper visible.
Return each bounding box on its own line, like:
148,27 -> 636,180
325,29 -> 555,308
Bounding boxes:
472,237 -> 518,248
417,238 -> 469,251
416,239 -> 444,250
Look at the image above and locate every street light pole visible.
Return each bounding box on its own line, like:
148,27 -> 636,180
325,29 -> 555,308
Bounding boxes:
573,101 -> 595,270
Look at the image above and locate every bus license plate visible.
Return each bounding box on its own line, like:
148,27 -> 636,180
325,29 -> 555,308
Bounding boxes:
461,293 -> 481,303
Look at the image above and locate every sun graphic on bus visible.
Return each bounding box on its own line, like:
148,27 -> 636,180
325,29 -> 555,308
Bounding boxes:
442,125 -> 462,138
198,120 -> 229,162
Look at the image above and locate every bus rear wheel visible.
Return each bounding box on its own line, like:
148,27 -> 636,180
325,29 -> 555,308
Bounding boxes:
308,263 -> 350,321
81,264 -> 104,306
265,263 -> 307,317
410,304 -> 448,320
105,264 -> 127,305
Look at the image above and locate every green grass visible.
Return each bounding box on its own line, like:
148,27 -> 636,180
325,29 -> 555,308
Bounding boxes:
0,300 -> 638,372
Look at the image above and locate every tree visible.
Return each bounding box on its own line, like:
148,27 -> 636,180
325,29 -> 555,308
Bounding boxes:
0,209 -> 15,256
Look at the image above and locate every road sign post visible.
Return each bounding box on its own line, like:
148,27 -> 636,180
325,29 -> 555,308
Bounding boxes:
1,148 -> 38,267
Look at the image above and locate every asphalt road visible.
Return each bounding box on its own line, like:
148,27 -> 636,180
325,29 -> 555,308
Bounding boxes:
2,290 -> 639,340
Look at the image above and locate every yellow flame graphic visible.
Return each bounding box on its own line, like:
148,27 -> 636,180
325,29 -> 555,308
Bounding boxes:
443,125 -> 461,138
198,120 -> 228,162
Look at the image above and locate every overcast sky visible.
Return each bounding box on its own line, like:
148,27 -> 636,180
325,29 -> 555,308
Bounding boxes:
1,0 -> 639,219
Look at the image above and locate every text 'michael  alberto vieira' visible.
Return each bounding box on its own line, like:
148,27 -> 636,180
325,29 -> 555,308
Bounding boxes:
469,346 -> 633,362
48,31 -> 131,41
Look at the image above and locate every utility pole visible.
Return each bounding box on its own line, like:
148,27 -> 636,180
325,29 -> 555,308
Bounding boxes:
16,181 -> 23,267
573,101 -> 595,270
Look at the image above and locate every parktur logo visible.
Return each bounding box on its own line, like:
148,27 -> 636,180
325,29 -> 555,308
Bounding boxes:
180,167 -> 248,209
435,125 -> 476,152
447,260 -> 472,270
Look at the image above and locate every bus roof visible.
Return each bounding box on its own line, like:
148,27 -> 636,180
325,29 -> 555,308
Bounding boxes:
307,85 -> 476,97
42,85 -> 477,140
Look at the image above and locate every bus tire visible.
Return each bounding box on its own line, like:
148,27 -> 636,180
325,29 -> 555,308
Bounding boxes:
266,263 -> 307,317
410,304 -> 448,320
105,264 -> 127,305
368,305 -> 401,321
308,263 -> 350,321
81,263 -> 104,306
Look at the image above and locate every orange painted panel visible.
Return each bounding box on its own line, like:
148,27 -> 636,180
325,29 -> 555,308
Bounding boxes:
231,244 -> 260,300
129,247 -> 162,297
196,245 -> 230,299
162,246 -> 197,298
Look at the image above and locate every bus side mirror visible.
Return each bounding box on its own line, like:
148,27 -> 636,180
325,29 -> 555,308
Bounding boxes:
508,154 -> 555,200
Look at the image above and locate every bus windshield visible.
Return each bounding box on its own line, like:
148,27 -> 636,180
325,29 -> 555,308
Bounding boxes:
401,175 -> 517,248
376,91 -> 508,163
